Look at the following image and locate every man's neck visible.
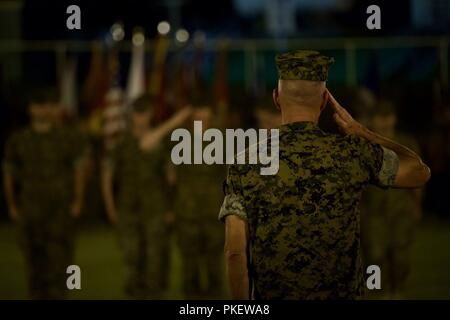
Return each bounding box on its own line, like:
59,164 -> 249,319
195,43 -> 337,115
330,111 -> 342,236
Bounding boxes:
31,121 -> 53,133
281,108 -> 319,125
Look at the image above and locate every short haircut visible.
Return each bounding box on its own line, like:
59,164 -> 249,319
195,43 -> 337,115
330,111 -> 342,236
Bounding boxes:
279,80 -> 326,108
131,94 -> 155,113
29,86 -> 60,105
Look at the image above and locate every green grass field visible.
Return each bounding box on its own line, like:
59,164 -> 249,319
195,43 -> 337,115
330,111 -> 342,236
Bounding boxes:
1,220 -> 449,299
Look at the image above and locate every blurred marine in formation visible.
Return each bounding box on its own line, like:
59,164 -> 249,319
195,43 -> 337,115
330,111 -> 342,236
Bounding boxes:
101,94 -> 191,298
360,100 -> 423,298
219,50 -> 431,300
3,87 -> 89,299
174,105 -> 226,299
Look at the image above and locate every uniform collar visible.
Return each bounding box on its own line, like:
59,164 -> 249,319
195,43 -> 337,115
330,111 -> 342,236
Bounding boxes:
278,121 -> 322,134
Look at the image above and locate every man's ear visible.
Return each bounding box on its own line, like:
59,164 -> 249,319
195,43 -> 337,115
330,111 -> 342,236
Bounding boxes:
272,88 -> 280,110
320,90 -> 329,112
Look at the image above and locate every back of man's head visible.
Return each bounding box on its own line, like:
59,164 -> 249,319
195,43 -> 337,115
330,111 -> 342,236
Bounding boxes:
275,50 -> 333,114
278,79 -> 326,109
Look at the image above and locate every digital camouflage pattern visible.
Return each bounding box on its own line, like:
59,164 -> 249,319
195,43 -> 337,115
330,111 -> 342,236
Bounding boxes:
174,163 -> 227,298
106,132 -> 170,298
219,121 -> 399,300
3,126 -> 88,299
360,133 -> 420,295
275,50 -> 334,81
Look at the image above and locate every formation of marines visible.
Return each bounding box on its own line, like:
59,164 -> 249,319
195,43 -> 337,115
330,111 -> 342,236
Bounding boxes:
2,50 -> 430,300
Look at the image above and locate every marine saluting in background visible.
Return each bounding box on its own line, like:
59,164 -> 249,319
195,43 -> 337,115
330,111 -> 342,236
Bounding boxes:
101,95 -> 192,298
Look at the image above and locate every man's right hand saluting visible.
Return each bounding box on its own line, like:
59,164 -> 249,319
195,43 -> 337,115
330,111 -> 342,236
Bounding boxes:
326,88 -> 430,189
327,89 -> 366,137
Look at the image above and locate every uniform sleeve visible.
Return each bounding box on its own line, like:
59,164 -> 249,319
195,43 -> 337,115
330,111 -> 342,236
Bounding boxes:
2,133 -> 19,176
359,137 -> 399,188
218,165 -> 247,222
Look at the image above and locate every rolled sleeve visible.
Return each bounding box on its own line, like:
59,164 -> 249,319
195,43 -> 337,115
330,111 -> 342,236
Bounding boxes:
375,146 -> 399,188
218,165 -> 247,222
218,194 -> 247,222
356,135 -> 399,189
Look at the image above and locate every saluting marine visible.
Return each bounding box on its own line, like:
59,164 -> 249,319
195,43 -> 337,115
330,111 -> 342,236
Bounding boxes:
219,50 -> 430,300
174,106 -> 227,299
101,94 -> 191,299
3,87 -> 89,299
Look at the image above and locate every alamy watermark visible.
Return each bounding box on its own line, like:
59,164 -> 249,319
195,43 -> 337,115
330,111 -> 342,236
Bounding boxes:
366,264 -> 381,290
170,121 -> 279,175
66,265 -> 81,290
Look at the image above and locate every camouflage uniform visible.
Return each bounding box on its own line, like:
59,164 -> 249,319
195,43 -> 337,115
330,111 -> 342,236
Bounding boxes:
220,122 -> 400,299
175,163 -> 226,298
360,133 -> 420,295
3,126 -> 88,299
106,132 -> 170,298
218,50 -> 400,300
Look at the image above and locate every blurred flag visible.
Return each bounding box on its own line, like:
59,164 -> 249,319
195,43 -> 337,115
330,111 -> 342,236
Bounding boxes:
126,28 -> 146,106
190,33 -> 206,105
59,55 -> 78,117
102,44 -> 127,150
213,40 -> 229,122
82,42 -> 111,136
81,42 -> 110,113
148,34 -> 170,122
172,46 -> 189,110
83,42 -> 124,137
103,87 -> 127,150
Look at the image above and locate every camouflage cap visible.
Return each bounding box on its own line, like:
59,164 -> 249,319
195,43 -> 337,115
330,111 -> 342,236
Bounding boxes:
275,50 -> 334,81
